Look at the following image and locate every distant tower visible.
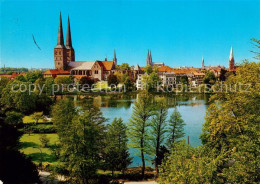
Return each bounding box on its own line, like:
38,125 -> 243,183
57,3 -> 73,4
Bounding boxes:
113,49 -> 117,65
149,50 -> 152,64
146,50 -> 152,66
202,56 -> 205,69
229,46 -> 235,70
65,16 -> 75,62
54,13 -> 67,70
105,56 -> 107,61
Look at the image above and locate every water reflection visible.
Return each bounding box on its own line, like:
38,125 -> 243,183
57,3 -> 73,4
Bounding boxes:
56,93 -> 211,167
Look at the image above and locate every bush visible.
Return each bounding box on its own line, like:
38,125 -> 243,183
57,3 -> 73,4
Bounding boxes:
39,134 -> 50,148
23,123 -> 56,133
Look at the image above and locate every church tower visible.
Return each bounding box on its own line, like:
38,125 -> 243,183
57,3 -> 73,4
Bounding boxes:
66,16 -> 75,62
229,46 -> 235,70
146,50 -> 152,66
202,56 -> 205,69
54,13 -> 67,70
113,49 -> 117,65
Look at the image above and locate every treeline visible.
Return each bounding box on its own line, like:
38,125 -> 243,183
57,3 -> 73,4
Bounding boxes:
0,67 -> 29,74
50,92 -> 186,183
158,62 -> 260,183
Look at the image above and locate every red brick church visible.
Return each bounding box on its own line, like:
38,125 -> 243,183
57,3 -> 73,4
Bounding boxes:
44,13 -> 116,81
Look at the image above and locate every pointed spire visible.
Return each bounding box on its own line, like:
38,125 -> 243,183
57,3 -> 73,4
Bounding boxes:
113,49 -> 117,65
146,50 -> 150,66
202,56 -> 204,68
229,46 -> 235,70
229,46 -> 233,60
149,50 -> 152,64
66,15 -> 73,49
56,12 -> 65,48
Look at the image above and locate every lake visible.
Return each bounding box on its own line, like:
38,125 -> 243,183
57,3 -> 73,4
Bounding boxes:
58,93 -> 210,167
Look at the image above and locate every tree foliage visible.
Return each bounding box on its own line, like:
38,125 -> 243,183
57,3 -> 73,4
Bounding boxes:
167,108 -> 185,148
150,99 -> 168,176
104,118 -> 132,175
128,92 -> 155,178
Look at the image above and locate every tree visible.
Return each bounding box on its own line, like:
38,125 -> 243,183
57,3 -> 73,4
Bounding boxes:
25,71 -> 43,83
79,76 -> 94,90
150,99 -> 168,176
159,141 -> 217,184
219,68 -> 227,81
128,92 -> 155,178
39,134 -> 50,148
144,65 -> 153,74
0,119 -> 39,183
167,108 -> 185,148
58,105 -> 107,183
203,71 -> 216,85
142,72 -> 160,91
200,62 -> 260,183
5,111 -> 23,126
1,81 -> 37,114
104,118 -> 132,175
31,112 -> 43,124
118,63 -> 130,70
107,73 -> 119,88
51,99 -> 76,143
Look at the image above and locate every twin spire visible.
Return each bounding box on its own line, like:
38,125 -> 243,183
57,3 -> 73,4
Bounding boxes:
146,50 -> 152,65
56,12 -> 73,49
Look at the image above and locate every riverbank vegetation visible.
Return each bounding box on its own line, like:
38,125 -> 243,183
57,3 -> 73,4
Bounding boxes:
0,40 -> 259,183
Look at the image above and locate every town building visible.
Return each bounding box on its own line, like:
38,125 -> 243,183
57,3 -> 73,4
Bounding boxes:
45,13 -> 116,81
146,50 -> 164,67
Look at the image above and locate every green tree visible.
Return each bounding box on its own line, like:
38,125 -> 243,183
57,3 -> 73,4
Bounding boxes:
159,141 -> 217,184
59,105 -> 107,183
150,99 -> 168,176
51,99 -> 76,143
128,92 -> 155,178
79,76 -> 94,90
5,111 -> 23,126
118,63 -> 130,70
107,73 -> 119,87
0,77 -> 9,95
167,108 -> 185,148
104,118 -> 132,175
1,81 -> 37,114
200,62 -> 260,183
31,112 -> 43,124
203,71 -> 216,85
25,71 -> 43,83
39,134 -> 50,148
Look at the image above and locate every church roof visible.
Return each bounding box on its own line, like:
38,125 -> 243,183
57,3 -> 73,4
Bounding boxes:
44,69 -> 70,75
55,12 -> 65,49
68,61 -> 96,70
97,61 -> 114,71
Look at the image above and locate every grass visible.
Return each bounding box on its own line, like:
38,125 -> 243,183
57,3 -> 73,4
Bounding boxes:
20,133 -> 59,165
23,116 -> 49,124
94,81 -> 109,89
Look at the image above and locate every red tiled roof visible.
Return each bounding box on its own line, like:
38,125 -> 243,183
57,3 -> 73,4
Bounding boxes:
98,61 -> 114,71
44,69 -> 70,75
158,66 -> 174,72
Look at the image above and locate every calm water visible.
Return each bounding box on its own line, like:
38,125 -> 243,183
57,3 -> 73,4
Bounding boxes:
58,93 -> 210,167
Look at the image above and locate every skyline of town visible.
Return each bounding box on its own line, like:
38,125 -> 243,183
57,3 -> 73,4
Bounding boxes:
1,0 -> 260,69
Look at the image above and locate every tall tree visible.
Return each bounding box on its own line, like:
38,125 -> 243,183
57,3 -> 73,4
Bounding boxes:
128,92 -> 155,178
104,118 -> 132,175
61,105 -> 106,184
167,108 -> 185,148
150,99 -> 168,176
51,99 -> 76,143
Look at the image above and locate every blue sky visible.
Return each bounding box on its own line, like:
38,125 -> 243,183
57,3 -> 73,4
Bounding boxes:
1,0 -> 260,68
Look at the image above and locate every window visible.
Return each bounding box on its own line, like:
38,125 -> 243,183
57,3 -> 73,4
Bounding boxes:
95,70 -> 98,74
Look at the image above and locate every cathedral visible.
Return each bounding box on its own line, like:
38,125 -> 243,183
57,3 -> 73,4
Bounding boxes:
51,13 -> 117,81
